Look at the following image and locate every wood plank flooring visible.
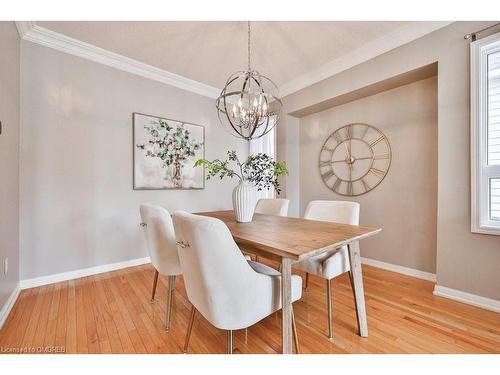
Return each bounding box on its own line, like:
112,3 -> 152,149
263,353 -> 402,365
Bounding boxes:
1,263 -> 499,354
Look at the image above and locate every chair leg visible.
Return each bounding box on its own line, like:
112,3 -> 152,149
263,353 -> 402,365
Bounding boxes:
165,275 -> 176,331
227,330 -> 233,354
183,306 -> 196,353
150,269 -> 159,303
255,255 -> 259,262
304,272 -> 309,291
347,270 -> 360,335
327,279 -> 333,339
291,306 -> 300,354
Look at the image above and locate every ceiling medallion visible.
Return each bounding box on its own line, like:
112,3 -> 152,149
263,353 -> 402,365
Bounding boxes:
216,21 -> 283,141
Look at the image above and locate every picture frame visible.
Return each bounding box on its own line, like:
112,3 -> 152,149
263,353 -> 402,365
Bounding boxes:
133,112 -> 205,190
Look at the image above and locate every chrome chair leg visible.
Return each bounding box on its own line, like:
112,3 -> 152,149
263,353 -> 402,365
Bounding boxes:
227,330 -> 233,354
327,278 -> 333,339
183,306 -> 196,353
150,269 -> 159,303
165,275 -> 176,331
291,306 -> 300,354
347,270 -> 360,335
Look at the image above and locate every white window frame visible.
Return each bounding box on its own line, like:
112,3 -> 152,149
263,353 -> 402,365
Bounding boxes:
471,31 -> 500,235
249,126 -> 277,199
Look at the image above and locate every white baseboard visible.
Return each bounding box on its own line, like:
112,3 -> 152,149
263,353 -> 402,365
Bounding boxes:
20,257 -> 151,290
361,257 -> 437,282
0,283 -> 21,330
433,285 -> 500,313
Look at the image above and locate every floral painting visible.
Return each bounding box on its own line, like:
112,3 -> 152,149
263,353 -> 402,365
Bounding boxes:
133,113 -> 205,189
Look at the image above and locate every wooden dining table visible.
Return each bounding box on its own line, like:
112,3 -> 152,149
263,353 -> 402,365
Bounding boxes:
198,210 -> 381,354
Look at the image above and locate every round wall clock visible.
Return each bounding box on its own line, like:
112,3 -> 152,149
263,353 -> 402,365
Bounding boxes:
319,123 -> 392,196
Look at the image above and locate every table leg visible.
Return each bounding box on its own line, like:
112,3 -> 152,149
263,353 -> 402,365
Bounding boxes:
347,241 -> 368,337
281,257 -> 293,354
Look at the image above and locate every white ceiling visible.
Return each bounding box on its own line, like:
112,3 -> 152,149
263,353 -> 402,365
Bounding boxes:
36,21 -> 428,91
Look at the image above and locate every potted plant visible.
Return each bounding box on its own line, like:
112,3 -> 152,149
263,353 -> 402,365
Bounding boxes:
195,150 -> 289,222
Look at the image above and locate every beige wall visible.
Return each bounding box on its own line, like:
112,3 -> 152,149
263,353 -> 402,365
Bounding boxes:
20,41 -> 247,280
0,22 -> 20,311
299,77 -> 438,273
279,21 -> 500,300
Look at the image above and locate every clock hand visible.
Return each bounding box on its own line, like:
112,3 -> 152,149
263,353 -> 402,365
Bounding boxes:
344,142 -> 350,158
349,137 -> 352,159
344,142 -> 353,171
352,156 -> 373,161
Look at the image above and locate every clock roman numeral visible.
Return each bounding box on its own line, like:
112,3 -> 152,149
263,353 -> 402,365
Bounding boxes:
331,178 -> 341,192
347,181 -> 353,196
321,170 -> 334,180
322,146 -> 334,153
369,135 -> 385,147
373,153 -> 390,160
369,167 -> 386,178
319,160 -> 332,167
333,131 -> 343,144
345,124 -> 353,140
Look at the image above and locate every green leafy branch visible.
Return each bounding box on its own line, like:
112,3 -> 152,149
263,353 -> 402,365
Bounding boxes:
195,150 -> 289,194
136,119 -> 202,169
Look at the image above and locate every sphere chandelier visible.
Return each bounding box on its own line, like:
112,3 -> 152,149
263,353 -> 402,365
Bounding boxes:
216,21 -> 282,141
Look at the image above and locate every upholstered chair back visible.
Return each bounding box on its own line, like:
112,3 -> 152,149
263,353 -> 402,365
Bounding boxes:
172,211 -> 301,330
304,200 -> 359,225
254,198 -> 290,216
140,204 -> 182,276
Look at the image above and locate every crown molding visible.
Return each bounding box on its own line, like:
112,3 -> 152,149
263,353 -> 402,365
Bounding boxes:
16,21 -> 221,99
279,21 -> 454,98
16,21 -> 454,101
15,21 -> 35,38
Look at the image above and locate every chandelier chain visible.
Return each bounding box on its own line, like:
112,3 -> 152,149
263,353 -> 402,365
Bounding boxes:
247,21 -> 251,71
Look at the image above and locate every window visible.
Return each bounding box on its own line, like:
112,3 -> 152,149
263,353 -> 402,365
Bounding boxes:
249,126 -> 276,199
471,31 -> 500,234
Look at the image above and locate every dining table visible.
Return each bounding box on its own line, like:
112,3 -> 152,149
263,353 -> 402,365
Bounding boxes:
198,210 -> 382,354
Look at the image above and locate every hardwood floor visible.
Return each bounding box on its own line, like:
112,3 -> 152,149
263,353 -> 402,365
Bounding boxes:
1,263 -> 499,354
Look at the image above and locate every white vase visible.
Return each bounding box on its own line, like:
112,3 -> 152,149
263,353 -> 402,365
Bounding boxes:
232,180 -> 256,223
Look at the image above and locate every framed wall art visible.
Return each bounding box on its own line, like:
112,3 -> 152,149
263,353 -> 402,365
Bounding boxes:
133,112 -> 205,190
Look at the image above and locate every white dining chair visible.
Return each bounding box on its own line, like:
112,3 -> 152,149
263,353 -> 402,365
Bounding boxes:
292,200 -> 360,339
140,204 -> 182,331
254,198 -> 290,216
172,211 -> 302,354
